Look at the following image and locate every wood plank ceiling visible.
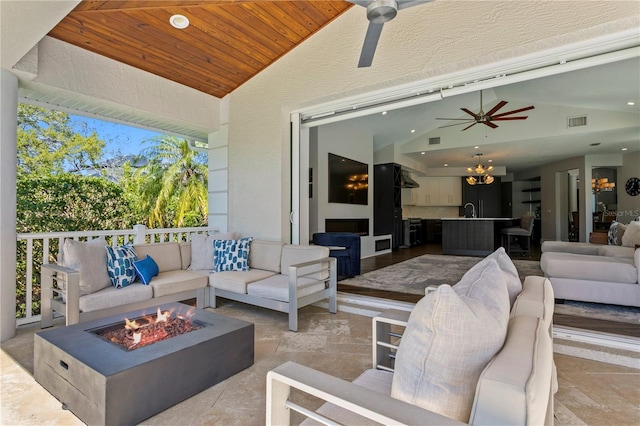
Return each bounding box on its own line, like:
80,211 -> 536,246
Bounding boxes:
48,1 -> 353,99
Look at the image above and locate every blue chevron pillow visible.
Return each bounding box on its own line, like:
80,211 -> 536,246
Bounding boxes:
106,244 -> 137,288
213,237 -> 253,272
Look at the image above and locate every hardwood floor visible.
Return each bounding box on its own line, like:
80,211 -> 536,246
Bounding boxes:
339,243 -> 640,338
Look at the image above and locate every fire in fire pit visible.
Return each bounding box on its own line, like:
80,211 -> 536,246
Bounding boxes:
91,307 -> 202,351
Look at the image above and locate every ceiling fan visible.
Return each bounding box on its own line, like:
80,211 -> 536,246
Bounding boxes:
436,90 -> 535,131
349,0 -> 433,68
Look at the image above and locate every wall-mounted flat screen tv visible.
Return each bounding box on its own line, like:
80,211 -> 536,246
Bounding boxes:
328,153 -> 368,205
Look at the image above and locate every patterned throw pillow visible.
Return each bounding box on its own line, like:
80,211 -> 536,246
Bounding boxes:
608,221 -> 619,245
106,245 -> 137,288
213,237 -> 253,272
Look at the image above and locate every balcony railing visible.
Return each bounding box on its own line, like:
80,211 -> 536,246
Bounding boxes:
15,225 -> 218,326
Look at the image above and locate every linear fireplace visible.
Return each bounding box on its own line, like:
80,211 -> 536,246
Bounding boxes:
34,303 -> 254,425
325,218 -> 369,236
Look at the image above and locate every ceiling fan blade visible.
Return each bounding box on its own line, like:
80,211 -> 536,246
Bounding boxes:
358,22 -> 384,68
484,100 -> 508,117
462,122 -> 478,131
492,116 -> 530,121
346,0 -> 370,7
397,0 -> 433,10
438,121 -> 475,129
483,121 -> 499,129
436,117 -> 476,121
491,105 -> 535,118
460,108 -> 480,119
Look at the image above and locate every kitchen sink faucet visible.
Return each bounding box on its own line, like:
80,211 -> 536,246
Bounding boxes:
464,202 -> 476,218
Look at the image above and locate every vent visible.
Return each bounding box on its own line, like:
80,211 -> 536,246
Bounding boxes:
567,116 -> 587,128
428,137 -> 441,145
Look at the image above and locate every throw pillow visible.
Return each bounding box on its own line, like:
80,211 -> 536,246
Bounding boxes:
615,223 -> 627,246
106,245 -> 137,288
621,221 -> 640,248
477,247 -> 522,306
214,237 -> 253,272
608,221 -> 619,245
133,255 -> 159,285
391,259 -> 510,422
188,231 -> 236,270
62,237 -> 111,296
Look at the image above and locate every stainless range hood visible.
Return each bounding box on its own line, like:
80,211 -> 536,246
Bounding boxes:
400,170 -> 420,188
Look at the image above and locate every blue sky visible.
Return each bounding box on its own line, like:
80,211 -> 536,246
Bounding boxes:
70,115 -> 163,158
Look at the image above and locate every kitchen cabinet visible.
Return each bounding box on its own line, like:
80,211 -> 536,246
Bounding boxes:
462,176 -> 502,218
409,177 -> 462,206
374,163 -> 403,249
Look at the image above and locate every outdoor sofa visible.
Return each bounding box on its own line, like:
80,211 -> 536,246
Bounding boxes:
267,248 -> 557,425
40,235 -> 337,331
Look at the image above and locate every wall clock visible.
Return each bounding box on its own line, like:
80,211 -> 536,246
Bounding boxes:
625,177 -> 640,196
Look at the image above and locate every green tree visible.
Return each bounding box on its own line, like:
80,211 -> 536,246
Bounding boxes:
16,173 -> 141,318
133,136 -> 208,227
17,104 -> 105,176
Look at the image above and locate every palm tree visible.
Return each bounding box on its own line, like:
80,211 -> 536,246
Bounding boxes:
135,136 -> 208,227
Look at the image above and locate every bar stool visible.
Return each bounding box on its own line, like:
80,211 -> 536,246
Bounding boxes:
502,215 -> 535,256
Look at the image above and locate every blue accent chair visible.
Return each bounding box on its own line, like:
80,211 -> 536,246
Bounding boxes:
312,232 -> 361,278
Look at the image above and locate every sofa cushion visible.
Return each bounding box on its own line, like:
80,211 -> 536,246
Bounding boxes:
79,283 -> 153,313
281,245 -> 329,279
246,274 -> 326,302
188,232 -> 236,271
134,242 -> 182,272
214,237 -> 253,272
541,252 -> 637,284
391,259 -> 510,422
179,242 -> 191,270
133,255 -> 159,285
469,315 -> 553,426
597,245 -> 635,259
621,221 -> 640,248
62,237 -> 111,296
209,269 -> 277,294
150,270 -> 208,297
106,245 -> 137,288
249,240 -> 285,273
540,241 -> 600,255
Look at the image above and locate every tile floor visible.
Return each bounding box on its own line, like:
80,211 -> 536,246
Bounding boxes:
2,300 -> 639,425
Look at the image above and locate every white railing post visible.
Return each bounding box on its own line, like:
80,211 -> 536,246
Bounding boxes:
133,224 -> 147,244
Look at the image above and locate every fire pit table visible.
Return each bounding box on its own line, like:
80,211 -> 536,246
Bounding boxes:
34,302 -> 254,425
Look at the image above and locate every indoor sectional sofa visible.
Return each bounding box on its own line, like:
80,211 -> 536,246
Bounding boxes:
40,236 -> 337,331
267,248 -> 557,425
540,221 -> 640,307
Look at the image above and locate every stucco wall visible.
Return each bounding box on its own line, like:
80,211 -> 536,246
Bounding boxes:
227,1 -> 640,242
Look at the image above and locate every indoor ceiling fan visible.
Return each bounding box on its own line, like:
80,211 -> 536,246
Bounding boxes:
436,90 -> 535,131
349,0 -> 433,68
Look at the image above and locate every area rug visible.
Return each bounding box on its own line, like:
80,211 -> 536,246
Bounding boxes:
341,254 -> 543,296
341,253 -> 640,324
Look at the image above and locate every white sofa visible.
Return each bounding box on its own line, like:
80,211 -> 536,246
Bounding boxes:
41,241 -> 208,327
540,240 -> 640,307
208,240 -> 337,331
267,249 -> 556,425
41,238 -> 337,331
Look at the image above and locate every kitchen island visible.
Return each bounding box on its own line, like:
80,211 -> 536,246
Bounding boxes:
442,217 -> 518,256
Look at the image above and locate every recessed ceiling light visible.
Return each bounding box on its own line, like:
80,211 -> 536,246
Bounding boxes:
444,163 -> 448,167
474,146 -> 480,149
411,129 -> 416,133
381,111 -> 387,115
622,147 -> 628,151
170,14 -> 189,29
420,151 -> 426,155
488,159 -> 493,163
627,101 -> 635,106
